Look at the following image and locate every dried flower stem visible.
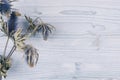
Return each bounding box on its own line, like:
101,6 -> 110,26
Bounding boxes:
0,75 -> 2,80
3,36 -> 10,57
6,45 -> 16,60
27,25 -> 39,38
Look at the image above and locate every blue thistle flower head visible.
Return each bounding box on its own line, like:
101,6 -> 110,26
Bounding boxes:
8,11 -> 21,34
0,0 -> 11,15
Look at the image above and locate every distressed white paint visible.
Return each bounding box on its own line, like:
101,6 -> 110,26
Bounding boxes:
1,0 -> 120,80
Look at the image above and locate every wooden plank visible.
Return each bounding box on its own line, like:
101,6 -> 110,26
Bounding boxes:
0,0 -> 120,80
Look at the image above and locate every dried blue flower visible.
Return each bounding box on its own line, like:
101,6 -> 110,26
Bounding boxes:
37,23 -> 55,40
24,44 -> 39,67
0,0 -> 12,15
8,11 -> 21,34
0,11 -> 21,36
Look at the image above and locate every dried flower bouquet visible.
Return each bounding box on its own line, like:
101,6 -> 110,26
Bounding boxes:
0,0 -> 55,80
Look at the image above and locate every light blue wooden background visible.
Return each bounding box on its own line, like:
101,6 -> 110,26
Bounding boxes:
1,0 -> 120,80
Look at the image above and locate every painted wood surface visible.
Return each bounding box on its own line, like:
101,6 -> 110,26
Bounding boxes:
1,0 -> 120,80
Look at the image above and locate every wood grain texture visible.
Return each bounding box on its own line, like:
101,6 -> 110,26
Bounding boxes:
0,0 -> 120,80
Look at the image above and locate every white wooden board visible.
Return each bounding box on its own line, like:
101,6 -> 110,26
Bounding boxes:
1,0 -> 120,80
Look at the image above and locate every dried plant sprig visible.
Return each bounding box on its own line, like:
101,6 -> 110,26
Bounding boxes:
0,0 -> 49,80
23,44 -> 39,67
1,11 -> 20,59
25,15 -> 36,32
11,28 -> 26,50
0,17 -> 9,36
0,17 -> 11,58
0,12 -> 21,57
25,16 -> 55,40
0,11 -> 21,36
0,55 -> 11,80
0,16 -> 39,62
1,17 -> 27,48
